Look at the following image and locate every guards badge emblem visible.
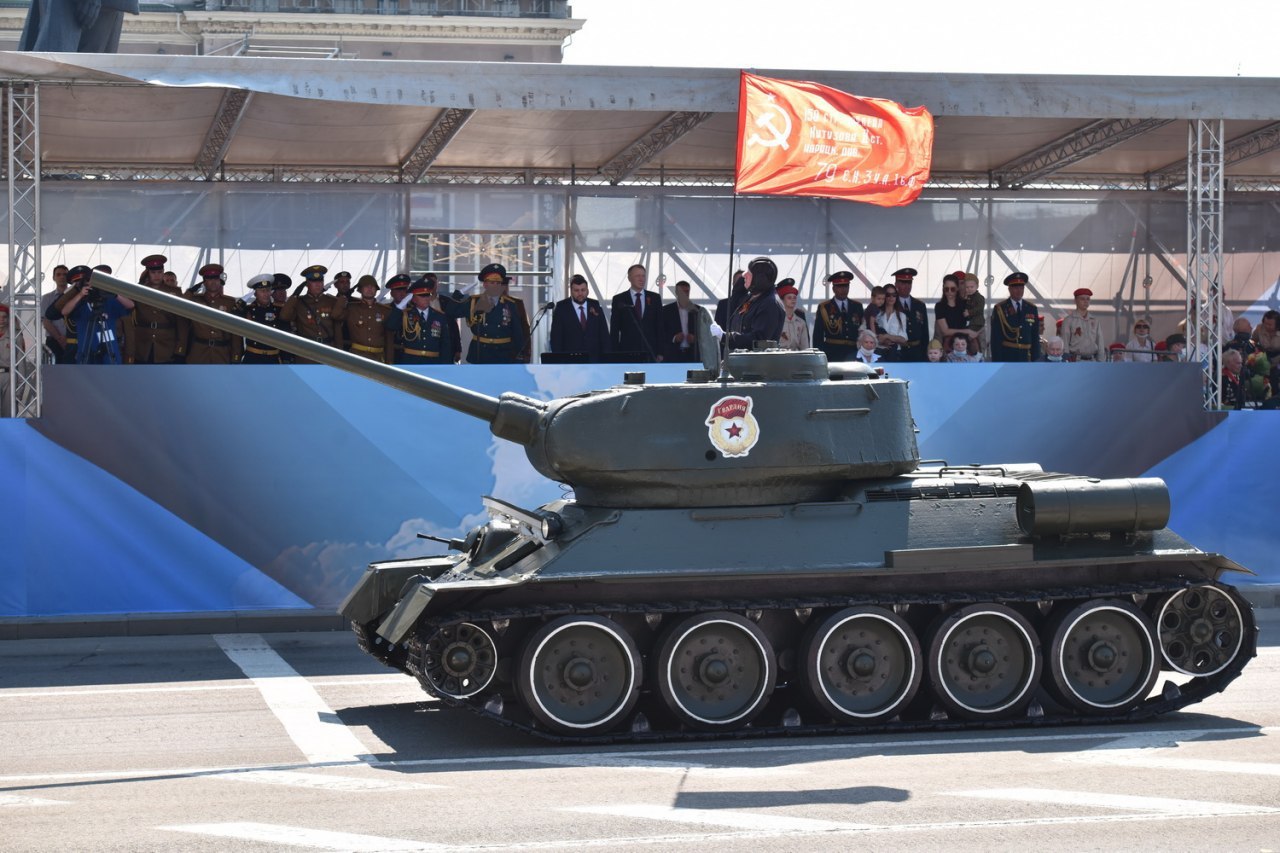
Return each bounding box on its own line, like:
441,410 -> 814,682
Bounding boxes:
706,395 -> 760,458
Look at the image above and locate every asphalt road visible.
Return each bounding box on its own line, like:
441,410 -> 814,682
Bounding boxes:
2,616 -> 1278,852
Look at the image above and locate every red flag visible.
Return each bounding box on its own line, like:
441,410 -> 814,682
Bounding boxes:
735,72 -> 934,206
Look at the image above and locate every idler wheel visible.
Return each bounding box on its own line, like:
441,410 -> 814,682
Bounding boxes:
421,622 -> 498,699
926,604 -> 1041,720
1155,585 -> 1248,676
799,606 -> 922,724
655,611 -> 775,731
1044,599 -> 1159,714
516,616 -> 641,736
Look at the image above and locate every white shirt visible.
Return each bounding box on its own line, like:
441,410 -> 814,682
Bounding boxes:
877,310 -> 907,339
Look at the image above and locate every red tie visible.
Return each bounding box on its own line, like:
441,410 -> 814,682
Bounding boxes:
578,305 -> 587,330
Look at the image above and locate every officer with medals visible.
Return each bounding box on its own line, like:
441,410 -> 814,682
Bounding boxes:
385,273 -> 460,365
271,274 -> 291,309
333,274 -> 392,363
892,267 -> 931,362
990,271 -> 1042,362
464,263 -> 527,364
812,270 -> 863,362
128,254 -> 188,364
185,263 -> 243,364
238,274 -> 289,364
282,264 -> 341,363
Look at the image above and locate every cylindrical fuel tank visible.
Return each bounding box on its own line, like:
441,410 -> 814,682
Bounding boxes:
1015,478 -> 1170,536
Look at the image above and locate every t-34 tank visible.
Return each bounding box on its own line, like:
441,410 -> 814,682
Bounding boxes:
92,270 -> 1258,742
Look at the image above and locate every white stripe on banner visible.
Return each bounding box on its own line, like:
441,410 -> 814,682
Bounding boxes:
214,633 -> 370,765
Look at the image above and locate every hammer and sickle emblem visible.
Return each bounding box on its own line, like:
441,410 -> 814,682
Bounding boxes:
747,108 -> 793,150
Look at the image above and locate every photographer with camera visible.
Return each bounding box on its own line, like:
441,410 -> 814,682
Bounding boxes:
59,265 -> 134,364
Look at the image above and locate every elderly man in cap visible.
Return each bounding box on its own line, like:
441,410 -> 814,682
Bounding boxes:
282,265 -> 341,362
1060,287 -> 1106,361
891,267 -> 930,362
726,257 -> 785,351
463,263 -> 526,364
385,273 -> 462,365
237,274 -> 289,364
990,272 -> 1041,362
550,273 -> 611,362
127,254 -> 188,364
813,270 -> 862,362
333,274 -> 392,362
776,280 -> 810,351
183,264 -> 242,364
610,263 -> 665,362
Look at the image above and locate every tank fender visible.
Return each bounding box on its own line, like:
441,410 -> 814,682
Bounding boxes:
338,558 -> 456,625
1016,477 -> 1170,536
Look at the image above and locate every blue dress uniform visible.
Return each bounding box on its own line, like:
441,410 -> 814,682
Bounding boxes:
812,270 -> 863,362
385,274 -> 462,365
989,271 -> 1042,362
466,263 -> 527,365
238,274 -> 289,363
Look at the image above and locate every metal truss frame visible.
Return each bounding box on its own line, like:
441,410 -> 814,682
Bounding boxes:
1186,119 -> 1225,409
1148,121 -> 1280,190
993,119 -> 1173,189
4,82 -> 41,418
400,108 -> 475,183
194,89 -> 255,180
596,111 -> 714,184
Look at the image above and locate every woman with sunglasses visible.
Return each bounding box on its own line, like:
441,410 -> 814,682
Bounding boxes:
874,285 -> 908,361
933,273 -> 974,353
1122,317 -> 1156,362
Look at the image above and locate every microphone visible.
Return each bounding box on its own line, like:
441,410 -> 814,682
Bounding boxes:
541,301 -> 554,312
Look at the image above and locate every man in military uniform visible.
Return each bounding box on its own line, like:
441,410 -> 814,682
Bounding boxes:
184,264 -> 242,364
812,270 -> 863,362
331,271 -> 354,301
464,263 -> 526,364
892,267 -> 930,362
126,254 -> 189,364
334,274 -> 392,362
990,272 -> 1042,362
1059,287 -> 1106,361
238,274 -> 289,364
385,273 -> 462,365
282,265 -> 341,363
271,274 -> 291,309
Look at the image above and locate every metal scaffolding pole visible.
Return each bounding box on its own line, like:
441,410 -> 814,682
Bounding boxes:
1185,119 -> 1224,410
4,81 -> 41,418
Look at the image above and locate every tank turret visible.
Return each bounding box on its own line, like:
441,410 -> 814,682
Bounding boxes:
88,269 -> 1257,742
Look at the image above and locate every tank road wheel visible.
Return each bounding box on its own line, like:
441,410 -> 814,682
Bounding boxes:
800,606 -> 922,724
1156,585 -> 1248,676
516,616 -> 642,736
656,611 -> 775,731
1045,600 -> 1160,714
927,604 -> 1041,721
421,622 -> 498,699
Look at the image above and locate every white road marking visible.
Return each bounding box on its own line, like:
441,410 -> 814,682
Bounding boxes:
947,787 -> 1278,815
519,754 -> 800,778
0,675 -> 410,700
214,769 -> 446,791
214,633 -> 371,764
0,793 -> 68,807
1061,730 -> 1280,775
164,822 -> 444,851
567,803 -> 870,832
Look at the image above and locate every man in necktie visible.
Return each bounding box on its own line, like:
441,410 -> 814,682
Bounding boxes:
990,271 -> 1041,362
550,273 -> 611,362
892,267 -> 930,362
813,270 -> 863,363
609,263 -> 665,362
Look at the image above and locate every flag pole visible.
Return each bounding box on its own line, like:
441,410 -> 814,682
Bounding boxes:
718,190 -> 738,381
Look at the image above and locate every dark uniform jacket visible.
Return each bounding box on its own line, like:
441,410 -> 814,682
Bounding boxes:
661,302 -> 704,363
549,298 -> 610,361
813,298 -> 863,361
237,300 -> 289,363
185,292 -> 243,364
465,294 -> 526,364
385,299 -> 462,365
726,287 -> 785,351
896,294 -> 931,362
333,297 -> 393,362
990,298 -> 1042,362
610,289 -> 665,361
127,283 -> 188,364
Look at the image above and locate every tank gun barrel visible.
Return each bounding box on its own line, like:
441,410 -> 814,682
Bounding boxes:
88,271 -> 544,442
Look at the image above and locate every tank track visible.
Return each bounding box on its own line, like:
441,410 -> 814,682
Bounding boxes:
379,578 -> 1256,745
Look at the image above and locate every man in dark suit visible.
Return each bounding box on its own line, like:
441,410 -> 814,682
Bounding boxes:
549,274 -> 610,362
990,271 -> 1042,362
609,263 -> 664,362
892,267 -> 931,362
661,279 -> 705,363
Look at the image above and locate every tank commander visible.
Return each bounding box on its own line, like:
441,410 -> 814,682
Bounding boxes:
282,264 -> 341,363
812,270 -> 862,362
184,264 -> 242,364
726,256 -> 785,351
464,263 -> 526,364
990,272 -> 1041,362
127,254 -> 188,364
238,274 -> 288,364
334,274 -> 392,362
